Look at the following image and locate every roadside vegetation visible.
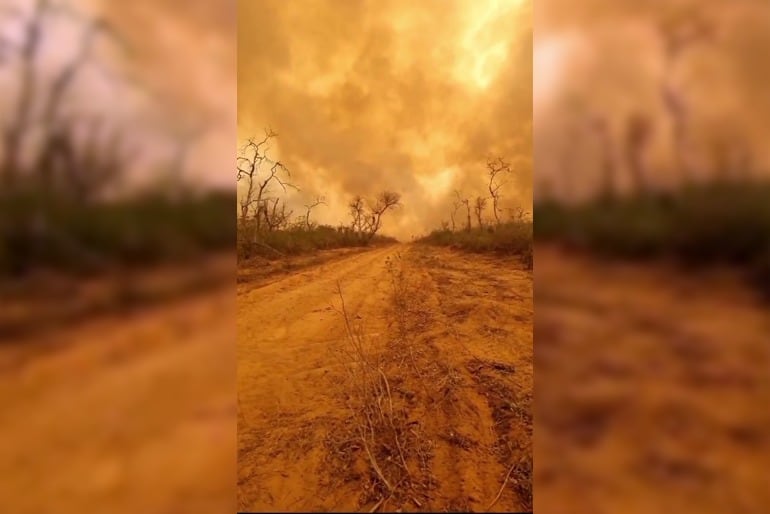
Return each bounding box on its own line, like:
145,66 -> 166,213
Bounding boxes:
535,181 -> 770,296
0,1 -> 232,280
323,249 -> 531,512
237,223 -> 396,260
533,8 -> 770,296
2,189 -> 234,277
419,221 -> 532,263
237,130 -> 400,261
418,158 -> 533,268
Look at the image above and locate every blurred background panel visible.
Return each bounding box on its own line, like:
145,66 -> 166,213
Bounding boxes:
534,0 -> 770,513
0,0 -> 235,512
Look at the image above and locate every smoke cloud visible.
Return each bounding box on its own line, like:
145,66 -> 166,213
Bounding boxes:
70,0 -> 236,188
238,0 -> 532,239
534,0 -> 770,201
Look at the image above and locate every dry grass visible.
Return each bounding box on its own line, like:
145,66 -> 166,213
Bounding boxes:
327,281 -> 433,512
1,189 -> 234,278
418,222 -> 533,270
237,245 -> 531,512
325,249 -> 532,512
237,223 -> 397,261
535,182 -> 770,298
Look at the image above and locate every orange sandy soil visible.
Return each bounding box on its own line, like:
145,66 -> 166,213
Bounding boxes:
1,255 -> 233,342
237,246 -> 372,291
535,244 -> 770,514
237,243 -> 533,512
0,260 -> 236,514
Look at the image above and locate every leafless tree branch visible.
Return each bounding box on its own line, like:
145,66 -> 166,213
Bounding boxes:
237,129 -> 298,231
304,195 -> 327,229
487,157 -> 512,225
454,189 -> 471,231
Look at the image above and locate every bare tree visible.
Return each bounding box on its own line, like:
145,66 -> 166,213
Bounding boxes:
349,191 -> 401,243
237,130 -> 272,223
263,197 -> 293,231
473,196 -> 487,229
449,199 -> 461,232
363,191 -> 401,242
487,157 -> 512,225
509,206 -> 528,222
236,129 -> 297,230
349,195 -> 366,233
304,195 -> 327,229
657,12 -> 715,183
39,116 -> 134,202
1,0 -> 46,185
1,0 -> 129,192
454,190 -> 471,231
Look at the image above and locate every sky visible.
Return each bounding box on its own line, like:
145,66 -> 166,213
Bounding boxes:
95,0 -> 236,188
0,0 -> 236,190
4,0 -> 768,215
534,0 -> 770,201
238,0 -> 533,239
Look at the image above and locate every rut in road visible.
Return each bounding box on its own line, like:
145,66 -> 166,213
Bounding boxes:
237,243 -> 532,512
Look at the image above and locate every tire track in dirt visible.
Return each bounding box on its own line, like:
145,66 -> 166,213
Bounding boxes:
384,249 -> 495,512
404,246 -> 533,512
237,245 -> 402,511
237,243 -> 533,512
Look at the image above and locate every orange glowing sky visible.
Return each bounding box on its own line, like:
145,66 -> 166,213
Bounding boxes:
534,0 -> 770,200
238,0 -> 532,239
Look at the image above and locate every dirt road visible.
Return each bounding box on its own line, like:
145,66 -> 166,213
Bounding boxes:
535,244 -> 770,514
238,243 -> 533,512
0,285 -> 236,514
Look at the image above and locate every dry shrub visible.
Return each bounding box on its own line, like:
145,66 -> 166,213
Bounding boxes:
418,221 -> 533,269
326,282 -> 431,511
535,182 -> 770,297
